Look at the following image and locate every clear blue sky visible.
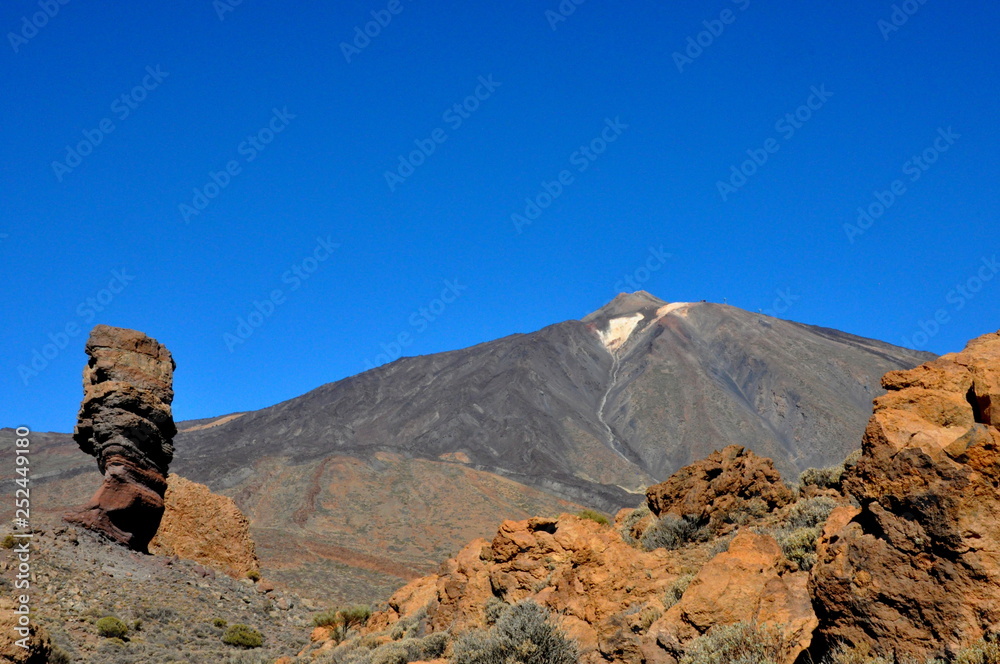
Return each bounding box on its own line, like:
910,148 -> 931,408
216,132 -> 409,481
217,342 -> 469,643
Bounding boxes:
2,1 -> 998,433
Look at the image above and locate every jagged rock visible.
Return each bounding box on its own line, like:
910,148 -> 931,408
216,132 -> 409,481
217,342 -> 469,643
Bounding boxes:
0,598 -> 51,664
64,325 -> 176,552
360,515 -> 706,664
149,474 -> 260,579
811,331 -> 1000,660
648,531 -> 817,664
645,444 -> 794,526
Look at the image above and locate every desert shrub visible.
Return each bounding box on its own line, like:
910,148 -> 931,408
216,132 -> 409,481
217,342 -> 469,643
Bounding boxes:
678,621 -> 784,664
640,514 -> 708,551
342,606 -> 373,628
821,641 -> 893,664
314,609 -> 342,628
137,605 -> 178,622
710,498 -> 771,533
800,466 -> 843,490
222,624 -> 264,649
578,509 -> 610,526
245,569 -> 261,582
213,617 -> 228,628
954,634 -> 1000,664
786,496 -> 838,530
484,596 -> 507,626
636,607 -> 662,632
389,608 -> 428,640
96,616 -> 129,639
779,527 -> 822,571
49,646 -> 72,664
1,534 -> 15,549
618,505 -> 651,545
664,573 -> 697,609
452,599 -> 578,664
223,653 -> 273,664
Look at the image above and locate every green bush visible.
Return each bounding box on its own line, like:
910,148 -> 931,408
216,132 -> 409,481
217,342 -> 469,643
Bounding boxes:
452,599 -> 578,664
678,621 -> 784,664
313,609 -> 342,628
96,616 -> 129,639
222,624 -> 264,649
245,569 -> 261,582
578,509 -> 610,526
1,534 -> 15,549
213,617 -> 228,628
341,606 -> 372,628
640,514 -> 708,551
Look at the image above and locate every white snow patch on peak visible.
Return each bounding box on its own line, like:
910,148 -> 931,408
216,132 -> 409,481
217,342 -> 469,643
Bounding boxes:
656,302 -> 692,318
597,313 -> 644,352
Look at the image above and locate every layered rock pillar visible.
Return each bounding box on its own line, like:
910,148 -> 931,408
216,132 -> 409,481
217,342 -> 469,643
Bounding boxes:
64,325 -> 176,552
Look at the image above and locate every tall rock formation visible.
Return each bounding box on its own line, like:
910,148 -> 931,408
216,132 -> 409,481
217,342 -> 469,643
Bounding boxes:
811,330 -> 1000,660
64,325 -> 176,552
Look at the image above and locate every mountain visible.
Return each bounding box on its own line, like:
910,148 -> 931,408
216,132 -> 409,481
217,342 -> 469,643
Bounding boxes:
3,293 -> 933,604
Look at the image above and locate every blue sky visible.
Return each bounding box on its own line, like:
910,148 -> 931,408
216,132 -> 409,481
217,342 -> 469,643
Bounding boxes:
2,1 -> 998,433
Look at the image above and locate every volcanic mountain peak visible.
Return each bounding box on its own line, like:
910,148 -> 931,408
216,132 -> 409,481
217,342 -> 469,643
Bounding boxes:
584,291 -> 695,352
582,290 -> 669,323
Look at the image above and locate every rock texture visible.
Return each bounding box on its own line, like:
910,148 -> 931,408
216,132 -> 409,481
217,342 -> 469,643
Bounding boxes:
64,325 -> 176,552
149,474 -> 260,579
645,444 -> 794,526
355,515 -> 708,664
811,331 -> 1000,660
649,532 -> 816,664
0,598 -> 51,664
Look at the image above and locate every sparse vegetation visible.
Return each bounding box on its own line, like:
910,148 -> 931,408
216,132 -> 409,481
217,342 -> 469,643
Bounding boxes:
222,624 -> 264,649
1,534 -> 16,549
452,599 -> 578,664
578,509 -> 610,526
484,596 -> 507,626
49,646 -> 72,664
245,569 -> 261,582
664,573 -> 697,609
96,616 -> 129,639
213,617 -> 229,628
678,621 -> 785,664
640,513 -> 709,551
618,505 -> 651,545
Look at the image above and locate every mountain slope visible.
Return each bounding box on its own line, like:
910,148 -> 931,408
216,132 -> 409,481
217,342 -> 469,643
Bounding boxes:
6,293 -> 934,603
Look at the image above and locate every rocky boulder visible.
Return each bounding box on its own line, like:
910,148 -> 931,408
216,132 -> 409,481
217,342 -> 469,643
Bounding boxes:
357,515 -> 709,664
150,474 -> 260,579
0,597 -> 51,664
811,331 -> 1000,660
64,325 -> 176,552
648,531 -> 817,664
645,444 -> 794,527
